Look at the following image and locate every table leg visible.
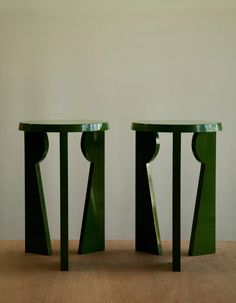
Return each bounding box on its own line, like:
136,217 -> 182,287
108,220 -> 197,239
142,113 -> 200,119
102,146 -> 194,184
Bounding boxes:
78,131 -> 105,254
135,131 -> 162,255
189,133 -> 216,255
60,132 -> 69,270
24,132 -> 52,255
173,132 -> 181,271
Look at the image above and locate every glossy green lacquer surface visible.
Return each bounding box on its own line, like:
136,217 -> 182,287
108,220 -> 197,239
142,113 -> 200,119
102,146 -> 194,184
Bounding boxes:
132,121 -> 222,133
60,132 -> 69,270
20,120 -> 108,271
135,131 -> 162,255
172,133 -> 181,271
78,132 -> 105,254
24,132 -> 52,255
132,120 -> 222,272
19,120 -> 109,132
189,133 -> 216,256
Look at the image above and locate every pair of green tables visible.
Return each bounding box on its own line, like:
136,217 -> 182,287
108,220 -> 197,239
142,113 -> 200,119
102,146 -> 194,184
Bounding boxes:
19,120 -> 222,271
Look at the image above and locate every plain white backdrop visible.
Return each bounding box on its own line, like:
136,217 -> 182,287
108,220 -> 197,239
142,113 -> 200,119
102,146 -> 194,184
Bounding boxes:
0,1 -> 235,240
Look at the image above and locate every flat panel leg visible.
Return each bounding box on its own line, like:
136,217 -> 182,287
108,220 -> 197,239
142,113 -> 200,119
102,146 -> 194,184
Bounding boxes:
135,131 -> 162,255
60,132 -> 69,270
173,132 -> 181,271
189,133 -> 216,256
78,131 -> 105,254
24,132 -> 52,255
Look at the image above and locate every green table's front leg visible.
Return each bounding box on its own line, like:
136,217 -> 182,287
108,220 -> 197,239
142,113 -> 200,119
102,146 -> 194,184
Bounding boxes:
135,131 -> 162,255
78,131 -> 105,254
172,132 -> 181,271
189,133 -> 216,256
60,132 -> 69,270
24,132 -> 52,255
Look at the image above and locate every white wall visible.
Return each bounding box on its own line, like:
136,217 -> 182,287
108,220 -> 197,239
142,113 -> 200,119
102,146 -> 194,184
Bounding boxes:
0,1 -> 235,240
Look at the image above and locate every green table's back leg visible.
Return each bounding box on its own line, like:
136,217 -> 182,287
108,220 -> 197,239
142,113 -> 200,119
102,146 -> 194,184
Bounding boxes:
60,132 -> 69,270
135,131 -> 162,255
172,132 -> 181,271
24,132 -> 52,255
78,131 -> 105,254
189,132 -> 216,256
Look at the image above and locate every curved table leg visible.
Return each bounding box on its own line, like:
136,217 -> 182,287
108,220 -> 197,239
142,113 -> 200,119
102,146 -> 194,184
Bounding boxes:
135,131 -> 162,255
189,132 -> 216,256
78,131 -> 105,254
24,132 -> 52,255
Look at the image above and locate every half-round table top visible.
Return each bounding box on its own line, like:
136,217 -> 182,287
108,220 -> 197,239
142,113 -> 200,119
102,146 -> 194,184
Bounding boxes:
132,120 -> 222,133
19,120 -> 109,133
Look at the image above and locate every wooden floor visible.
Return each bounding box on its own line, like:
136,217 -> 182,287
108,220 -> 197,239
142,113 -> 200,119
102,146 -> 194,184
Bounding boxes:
0,241 -> 235,303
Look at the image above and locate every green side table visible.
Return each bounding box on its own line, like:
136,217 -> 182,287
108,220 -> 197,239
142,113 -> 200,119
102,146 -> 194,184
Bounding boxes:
19,120 -> 109,271
131,120 -> 222,271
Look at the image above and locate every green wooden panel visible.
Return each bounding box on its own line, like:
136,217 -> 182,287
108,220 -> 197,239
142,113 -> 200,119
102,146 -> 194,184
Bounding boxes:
24,132 -> 52,255
78,131 -> 105,254
19,120 -> 109,133
132,121 -> 222,133
189,132 -> 216,256
135,131 -> 162,255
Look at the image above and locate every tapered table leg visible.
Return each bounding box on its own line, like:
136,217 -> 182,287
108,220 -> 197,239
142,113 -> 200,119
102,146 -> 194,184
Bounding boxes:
172,132 -> 181,271
24,132 -> 52,255
79,131 -> 105,254
135,131 -> 162,255
189,133 -> 216,256
60,132 -> 69,271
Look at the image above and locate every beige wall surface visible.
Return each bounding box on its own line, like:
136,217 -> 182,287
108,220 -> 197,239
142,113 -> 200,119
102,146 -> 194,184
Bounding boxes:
0,1 -> 235,240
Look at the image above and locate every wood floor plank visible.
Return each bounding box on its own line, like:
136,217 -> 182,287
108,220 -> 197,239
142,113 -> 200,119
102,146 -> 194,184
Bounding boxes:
0,241 -> 235,303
